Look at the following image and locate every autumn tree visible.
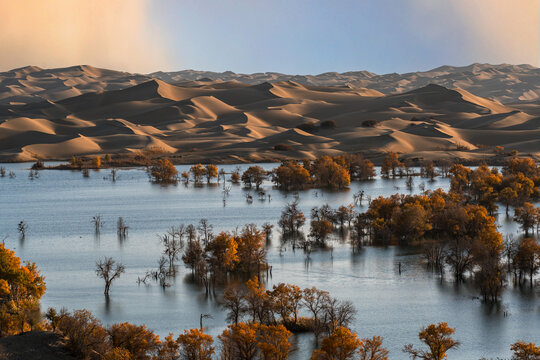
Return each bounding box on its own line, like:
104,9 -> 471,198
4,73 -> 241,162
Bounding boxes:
223,285 -> 247,325
312,156 -> 350,189
204,164 -> 218,183
510,340 -> 540,360
358,336 -> 389,360
273,161 -> 311,190
420,161 -> 436,181
311,326 -> 362,360
190,164 -> 205,184
271,283 -> 303,325
390,203 -> 431,244
96,257 -> 125,297
448,164 -> 471,194
503,157 -> 539,178
219,323 -> 259,360
341,154 -> 376,181
242,166 -> 266,189
57,309 -> 109,358
257,324 -> 293,360
104,347 -> 132,360
150,158 -> 178,183
513,238 -> 540,287
403,322 -> 459,360
0,244 -> 46,335
500,187 -> 518,216
93,156 -> 101,169
156,334 -> 180,360
381,152 -> 403,179
244,277 -> 272,324
177,328 -> 215,360
336,204 -> 356,228
309,219 -> 333,245
235,225 -> 267,273
279,201 -> 306,235
205,232 -> 239,274
513,203 -> 539,236
108,322 -> 161,360
231,167 -> 241,184
182,237 -> 205,274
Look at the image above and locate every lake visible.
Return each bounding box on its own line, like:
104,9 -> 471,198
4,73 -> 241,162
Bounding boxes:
0,162 -> 538,359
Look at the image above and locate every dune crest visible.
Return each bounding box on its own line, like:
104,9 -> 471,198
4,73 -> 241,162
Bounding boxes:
1,64 -> 540,163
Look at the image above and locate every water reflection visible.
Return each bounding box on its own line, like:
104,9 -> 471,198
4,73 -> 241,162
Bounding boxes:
0,163 -> 538,358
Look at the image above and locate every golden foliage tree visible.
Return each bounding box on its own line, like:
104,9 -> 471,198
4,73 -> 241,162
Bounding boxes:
256,324 -> 292,360
0,243 -> 46,336
204,164 -> 218,183
513,238 -> 540,287
205,232 -> 239,274
190,164 -> 205,184
312,156 -> 350,189
93,156 -> 102,169
381,152 -> 403,178
358,336 -> 389,360
403,322 -> 459,360
219,322 -> 259,360
57,309 -> 109,359
273,161 -> 311,190
311,326 -> 362,360
177,328 -> 215,360
108,322 -> 161,360
150,158 -> 178,183
241,166 -> 267,189
510,340 -> 540,360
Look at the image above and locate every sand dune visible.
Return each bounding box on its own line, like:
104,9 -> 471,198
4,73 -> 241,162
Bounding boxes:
1,64 -> 540,163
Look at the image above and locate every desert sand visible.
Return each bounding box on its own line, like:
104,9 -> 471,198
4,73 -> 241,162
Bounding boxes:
1,64 -> 539,163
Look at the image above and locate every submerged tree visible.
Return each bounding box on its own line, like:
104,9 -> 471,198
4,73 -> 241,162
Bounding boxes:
241,166 -> 266,189
96,257 -> 125,297
92,215 -> 104,234
117,217 -> 129,240
17,220 -> 28,239
150,158 -> 178,183
311,326 -> 362,360
403,322 -> 459,360
279,201 -> 306,235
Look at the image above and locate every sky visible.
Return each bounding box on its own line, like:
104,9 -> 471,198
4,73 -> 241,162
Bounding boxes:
0,0 -> 538,74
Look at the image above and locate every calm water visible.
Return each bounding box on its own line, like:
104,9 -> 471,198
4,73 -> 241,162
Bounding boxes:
0,163 -> 538,359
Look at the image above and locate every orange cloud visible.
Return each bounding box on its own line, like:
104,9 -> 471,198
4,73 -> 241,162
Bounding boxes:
0,0 -> 172,72
410,0 -> 539,66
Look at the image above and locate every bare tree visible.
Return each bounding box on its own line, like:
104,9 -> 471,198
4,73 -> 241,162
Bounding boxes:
117,217 -> 129,240
95,257 -> 125,296
92,215 -> 104,234
198,219 -> 213,245
0,167 -> 5,177
160,228 -> 184,272
18,221 -> 28,239
222,286 -> 247,325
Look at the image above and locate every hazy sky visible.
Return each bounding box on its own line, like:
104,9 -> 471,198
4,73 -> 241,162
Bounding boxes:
0,0 -> 538,74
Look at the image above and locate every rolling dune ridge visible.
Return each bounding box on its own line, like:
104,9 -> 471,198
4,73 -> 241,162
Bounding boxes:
1,64 -> 539,163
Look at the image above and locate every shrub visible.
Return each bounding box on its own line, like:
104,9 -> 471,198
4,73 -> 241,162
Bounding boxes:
296,122 -> 319,132
362,120 -> 378,127
320,120 -> 336,129
274,144 -> 295,151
